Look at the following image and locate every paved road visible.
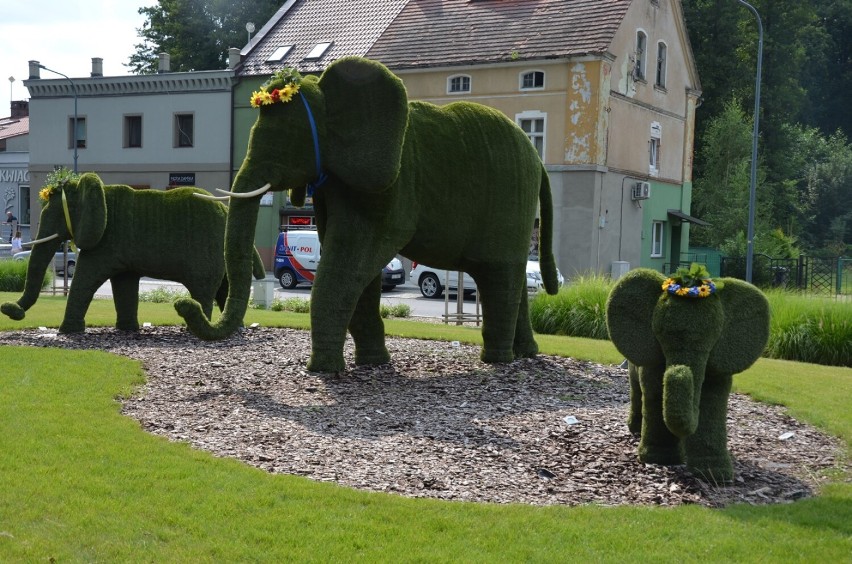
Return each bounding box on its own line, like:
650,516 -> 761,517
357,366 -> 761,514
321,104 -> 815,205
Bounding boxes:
93,276 -> 484,322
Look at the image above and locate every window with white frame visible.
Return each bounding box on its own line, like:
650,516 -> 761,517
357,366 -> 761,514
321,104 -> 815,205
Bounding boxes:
448,74 -> 471,94
520,70 -> 545,90
649,121 -> 661,176
651,221 -> 665,257
69,117 -> 86,149
635,30 -> 647,81
655,41 -> 667,88
516,111 -> 546,159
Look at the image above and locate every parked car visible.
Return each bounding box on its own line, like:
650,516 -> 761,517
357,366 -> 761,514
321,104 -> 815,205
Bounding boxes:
13,243 -> 76,278
274,229 -> 405,291
410,259 -> 565,299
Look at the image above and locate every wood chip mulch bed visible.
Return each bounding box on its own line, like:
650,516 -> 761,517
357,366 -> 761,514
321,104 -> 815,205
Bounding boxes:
4,325 -> 847,508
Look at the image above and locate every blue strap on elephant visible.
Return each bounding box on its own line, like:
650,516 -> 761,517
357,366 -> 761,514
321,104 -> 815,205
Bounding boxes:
300,93 -> 328,193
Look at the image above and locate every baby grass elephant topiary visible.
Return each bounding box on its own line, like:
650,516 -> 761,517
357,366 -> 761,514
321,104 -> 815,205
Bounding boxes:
1,172 -> 265,333
605,266 -> 770,482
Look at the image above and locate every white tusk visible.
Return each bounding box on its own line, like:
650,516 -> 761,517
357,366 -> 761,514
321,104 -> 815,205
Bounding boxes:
215,183 -> 271,199
23,233 -> 59,246
193,193 -> 231,201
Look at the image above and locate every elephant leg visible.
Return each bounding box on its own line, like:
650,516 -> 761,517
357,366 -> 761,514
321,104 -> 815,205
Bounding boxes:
307,265 -> 371,373
637,365 -> 684,465
59,270 -> 103,333
110,273 -> 141,331
348,274 -> 390,366
474,264 -> 525,363
684,372 -> 734,483
512,287 -> 538,358
627,363 -> 643,436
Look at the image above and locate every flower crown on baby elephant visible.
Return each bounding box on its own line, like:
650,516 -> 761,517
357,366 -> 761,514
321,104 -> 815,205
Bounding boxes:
250,68 -> 303,108
661,262 -> 724,298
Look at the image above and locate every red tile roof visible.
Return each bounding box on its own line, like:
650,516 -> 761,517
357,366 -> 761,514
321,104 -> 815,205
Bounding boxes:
0,116 -> 28,140
368,0 -> 634,69
240,0 -> 411,77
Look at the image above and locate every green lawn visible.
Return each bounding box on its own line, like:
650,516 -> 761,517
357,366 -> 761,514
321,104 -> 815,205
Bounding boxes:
0,293 -> 849,561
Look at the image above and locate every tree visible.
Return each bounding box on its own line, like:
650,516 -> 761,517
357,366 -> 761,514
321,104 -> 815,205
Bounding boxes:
690,98 -> 772,249
127,0 -> 281,74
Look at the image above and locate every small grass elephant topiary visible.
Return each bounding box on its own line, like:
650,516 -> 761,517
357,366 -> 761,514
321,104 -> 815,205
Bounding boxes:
605,265 -> 770,482
1,172 -> 265,333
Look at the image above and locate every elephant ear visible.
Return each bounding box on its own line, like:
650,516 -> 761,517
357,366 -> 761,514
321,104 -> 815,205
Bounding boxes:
74,172 -> 107,249
707,278 -> 770,375
606,268 -> 666,366
319,57 -> 409,193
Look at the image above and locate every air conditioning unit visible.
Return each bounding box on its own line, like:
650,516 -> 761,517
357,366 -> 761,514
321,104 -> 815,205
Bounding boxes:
632,181 -> 651,200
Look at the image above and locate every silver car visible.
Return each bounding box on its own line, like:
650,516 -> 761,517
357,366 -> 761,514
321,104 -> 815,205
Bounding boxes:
14,243 -> 76,277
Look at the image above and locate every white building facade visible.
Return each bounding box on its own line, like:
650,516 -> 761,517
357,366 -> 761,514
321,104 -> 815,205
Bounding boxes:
24,57 -> 235,236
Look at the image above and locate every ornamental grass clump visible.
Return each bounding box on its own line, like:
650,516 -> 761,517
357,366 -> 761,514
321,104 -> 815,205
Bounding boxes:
529,273 -> 613,339
0,259 -> 51,292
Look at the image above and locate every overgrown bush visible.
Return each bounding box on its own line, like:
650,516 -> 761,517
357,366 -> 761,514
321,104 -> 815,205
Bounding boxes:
529,273 -> 614,340
762,289 -> 852,367
0,259 -> 51,292
380,303 -> 411,318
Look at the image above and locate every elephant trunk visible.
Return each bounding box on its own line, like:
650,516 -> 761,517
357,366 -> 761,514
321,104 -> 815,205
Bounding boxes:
1,238 -> 63,320
662,360 -> 706,438
175,171 -> 263,340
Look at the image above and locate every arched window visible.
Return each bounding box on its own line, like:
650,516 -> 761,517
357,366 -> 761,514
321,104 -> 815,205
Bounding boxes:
655,41 -> 668,88
635,30 -> 647,81
520,70 -> 545,90
447,74 -> 471,94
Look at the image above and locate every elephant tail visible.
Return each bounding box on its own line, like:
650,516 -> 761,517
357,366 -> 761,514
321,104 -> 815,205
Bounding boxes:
252,247 -> 266,280
537,164 -> 559,295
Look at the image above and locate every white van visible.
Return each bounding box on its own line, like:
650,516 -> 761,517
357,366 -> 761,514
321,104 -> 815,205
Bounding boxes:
273,229 -> 405,291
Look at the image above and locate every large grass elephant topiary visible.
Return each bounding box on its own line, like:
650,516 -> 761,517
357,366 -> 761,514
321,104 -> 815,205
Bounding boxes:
605,266 -> 770,482
176,56 -> 560,372
1,172 -> 265,333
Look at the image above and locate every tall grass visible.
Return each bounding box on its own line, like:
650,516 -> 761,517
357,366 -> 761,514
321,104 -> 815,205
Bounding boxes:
763,289 -> 852,367
0,259 -> 51,291
529,273 -> 614,340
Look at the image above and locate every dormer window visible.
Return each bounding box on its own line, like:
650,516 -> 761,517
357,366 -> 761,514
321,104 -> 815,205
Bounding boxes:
520,70 -> 545,90
305,42 -> 333,60
448,74 -> 471,94
267,45 -> 294,63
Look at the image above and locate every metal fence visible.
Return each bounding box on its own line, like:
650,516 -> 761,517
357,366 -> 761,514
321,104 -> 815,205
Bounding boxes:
666,254 -> 851,296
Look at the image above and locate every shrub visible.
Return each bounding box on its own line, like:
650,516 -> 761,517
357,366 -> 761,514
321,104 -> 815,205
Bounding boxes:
270,297 -> 311,313
138,287 -> 190,303
529,273 -> 614,340
380,303 -> 411,318
763,289 -> 852,367
0,259 -> 51,292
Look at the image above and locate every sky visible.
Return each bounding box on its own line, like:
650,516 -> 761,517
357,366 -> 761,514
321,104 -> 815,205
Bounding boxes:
0,1 -> 151,117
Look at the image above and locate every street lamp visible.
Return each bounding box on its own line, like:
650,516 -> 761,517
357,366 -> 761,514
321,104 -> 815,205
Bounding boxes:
7,76 -> 13,105
735,0 -> 763,283
246,22 -> 256,45
38,64 -> 78,174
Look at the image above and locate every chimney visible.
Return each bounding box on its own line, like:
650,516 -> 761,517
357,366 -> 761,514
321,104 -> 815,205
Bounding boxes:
158,53 -> 171,73
28,60 -> 41,79
11,101 -> 29,119
91,57 -> 103,77
228,48 -> 241,69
